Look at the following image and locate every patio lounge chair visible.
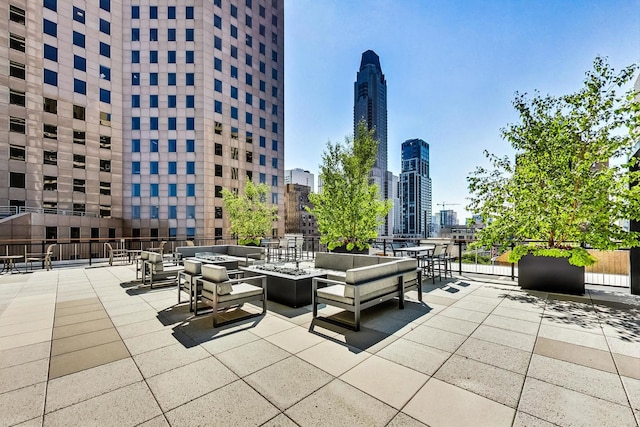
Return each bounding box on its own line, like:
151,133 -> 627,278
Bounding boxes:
105,242 -> 129,266
196,264 -> 267,327
25,244 -> 56,271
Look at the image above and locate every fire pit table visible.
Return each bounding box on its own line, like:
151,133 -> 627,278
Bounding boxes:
240,264 -> 328,308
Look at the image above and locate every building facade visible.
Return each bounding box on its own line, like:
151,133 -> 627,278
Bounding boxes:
1,0 -> 284,242
353,49 -> 392,236
283,183 -> 317,236
399,139 -> 432,237
284,168 -> 314,192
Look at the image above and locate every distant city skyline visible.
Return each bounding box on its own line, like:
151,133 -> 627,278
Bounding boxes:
284,0 -> 640,220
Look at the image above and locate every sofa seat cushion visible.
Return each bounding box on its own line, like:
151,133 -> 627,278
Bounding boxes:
184,260 -> 202,275
202,282 -> 262,302
202,264 -> 229,283
316,284 -> 353,305
394,258 -> 418,272
202,279 -> 233,296
147,251 -> 164,263
227,246 -> 265,259
344,276 -> 399,299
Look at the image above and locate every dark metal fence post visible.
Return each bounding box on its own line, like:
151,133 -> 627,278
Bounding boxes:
89,241 -> 92,266
511,242 -> 515,281
458,240 -> 462,275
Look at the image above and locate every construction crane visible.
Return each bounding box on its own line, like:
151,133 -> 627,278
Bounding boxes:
436,202 -> 460,211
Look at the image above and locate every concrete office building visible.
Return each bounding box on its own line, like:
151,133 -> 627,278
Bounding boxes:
284,168 -> 314,192
399,139 -> 432,237
1,0 -> 284,242
354,49 -> 392,236
284,183 -> 318,236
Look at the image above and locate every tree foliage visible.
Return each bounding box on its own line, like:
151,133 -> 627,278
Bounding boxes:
221,181 -> 278,245
307,122 -> 392,251
467,57 -> 640,266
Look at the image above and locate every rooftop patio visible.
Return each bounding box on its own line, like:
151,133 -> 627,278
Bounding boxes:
0,263 -> 638,426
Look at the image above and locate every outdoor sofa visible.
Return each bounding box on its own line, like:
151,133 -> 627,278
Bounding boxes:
175,245 -> 266,267
142,251 -> 184,289
312,252 -> 422,331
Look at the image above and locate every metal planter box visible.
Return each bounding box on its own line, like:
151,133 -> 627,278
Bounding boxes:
518,254 -> 585,295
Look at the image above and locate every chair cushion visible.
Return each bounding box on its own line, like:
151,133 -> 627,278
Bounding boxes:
202,264 -> 229,282
141,251 -> 151,260
317,284 -> 354,305
315,253 -> 354,271
352,255 -> 380,268
202,279 -> 233,296
184,260 -> 202,275
345,262 -> 398,285
201,282 -> 262,302
147,251 -> 163,263
326,271 -> 347,282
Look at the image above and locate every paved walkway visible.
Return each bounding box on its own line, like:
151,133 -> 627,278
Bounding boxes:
0,264 -> 638,426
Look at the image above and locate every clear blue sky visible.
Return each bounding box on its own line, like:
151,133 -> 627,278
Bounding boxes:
284,0 -> 640,221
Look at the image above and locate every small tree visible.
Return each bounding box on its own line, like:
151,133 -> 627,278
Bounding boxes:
467,57 -> 640,266
222,181 -> 278,245
307,121 -> 392,251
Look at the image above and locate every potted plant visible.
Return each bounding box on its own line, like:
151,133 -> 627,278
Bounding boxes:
222,181 -> 279,246
306,121 -> 392,253
467,57 -> 640,294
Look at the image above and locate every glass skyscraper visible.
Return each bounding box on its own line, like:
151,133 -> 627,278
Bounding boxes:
399,139 -> 432,237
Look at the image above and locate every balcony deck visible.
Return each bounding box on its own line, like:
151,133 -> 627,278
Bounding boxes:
0,263 -> 638,426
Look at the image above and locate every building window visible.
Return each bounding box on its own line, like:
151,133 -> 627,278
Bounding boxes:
131,28 -> 140,41
10,6 -> 26,25
231,127 -> 238,139
150,6 -> 157,18
168,162 -> 177,174
43,19 -> 57,36
100,182 -> 111,195
73,131 -> 85,145
246,132 -> 253,144
99,19 -> 110,35
187,162 -> 195,174
150,161 -> 159,174
131,95 -> 140,108
168,95 -> 177,108
260,136 -> 266,147
132,73 -> 139,85
132,183 -> 140,197
272,122 -> 278,133
186,28 -> 194,41
214,101 -> 222,114
150,73 -> 158,85
73,179 -> 86,193
215,122 -> 223,135
168,183 -> 177,197
168,206 -> 177,219
9,145 -> 26,161
186,118 -> 195,130
272,158 -> 278,168
186,73 -> 195,86
100,136 -> 111,149
168,117 -> 176,130
100,0 -> 110,12
168,73 -> 176,85
44,151 -> 57,165
131,206 -> 140,219
214,79 -> 222,93
150,183 -> 159,197
73,31 -> 85,48
10,117 -> 26,134
187,184 -> 195,197
149,95 -> 158,108
99,89 -> 111,103
96,111 -> 108,124
260,98 -> 266,110
131,5 -> 139,19
215,164 -> 223,177
231,66 -> 238,79
100,206 -> 111,218
272,175 -> 278,186
215,143 -> 223,156
231,24 -> 237,39
74,79 -> 86,95
259,173 -> 266,183
169,139 -> 177,152
99,42 -> 110,58
10,33 -> 25,52
74,55 -> 86,71
214,57 -> 222,71
260,43 -> 266,55
215,186 -> 223,198
132,51 -> 140,63
231,46 -> 238,59
214,36 -> 222,50
168,6 -> 176,18
231,107 -> 238,119
186,51 -> 194,63
259,154 -> 266,166
246,151 -> 253,163
132,161 -> 140,174
73,154 -> 86,169
44,98 -> 57,114
150,139 -> 159,152
150,117 -> 159,130
214,15 -> 221,28
10,89 -> 26,106
215,207 -> 223,218
44,176 -> 57,191
186,95 -> 195,108
100,65 -> 111,81
272,140 -> 278,151
10,172 -> 25,188
168,28 -> 176,41
100,159 -> 111,172
10,61 -> 26,80
231,4 -> 237,17
186,206 -> 196,219
168,51 -> 176,63
186,6 -> 194,19
272,69 -> 278,80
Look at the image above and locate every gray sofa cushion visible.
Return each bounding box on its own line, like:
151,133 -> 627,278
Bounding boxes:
227,245 -> 265,259
147,251 -> 163,263
315,253 -> 354,272
345,262 -> 398,285
317,284 -> 353,305
202,264 -> 229,282
353,255 -> 381,268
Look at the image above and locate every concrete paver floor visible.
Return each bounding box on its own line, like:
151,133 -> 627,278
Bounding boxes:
0,264 -> 638,426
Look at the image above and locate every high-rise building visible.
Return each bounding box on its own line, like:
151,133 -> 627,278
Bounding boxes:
284,168 -> 314,192
0,0 -> 285,242
354,49 -> 391,236
439,209 -> 459,227
399,139 -> 432,237
284,183 -> 318,236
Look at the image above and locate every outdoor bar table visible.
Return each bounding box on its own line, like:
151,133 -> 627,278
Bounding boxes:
0,255 -> 24,274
